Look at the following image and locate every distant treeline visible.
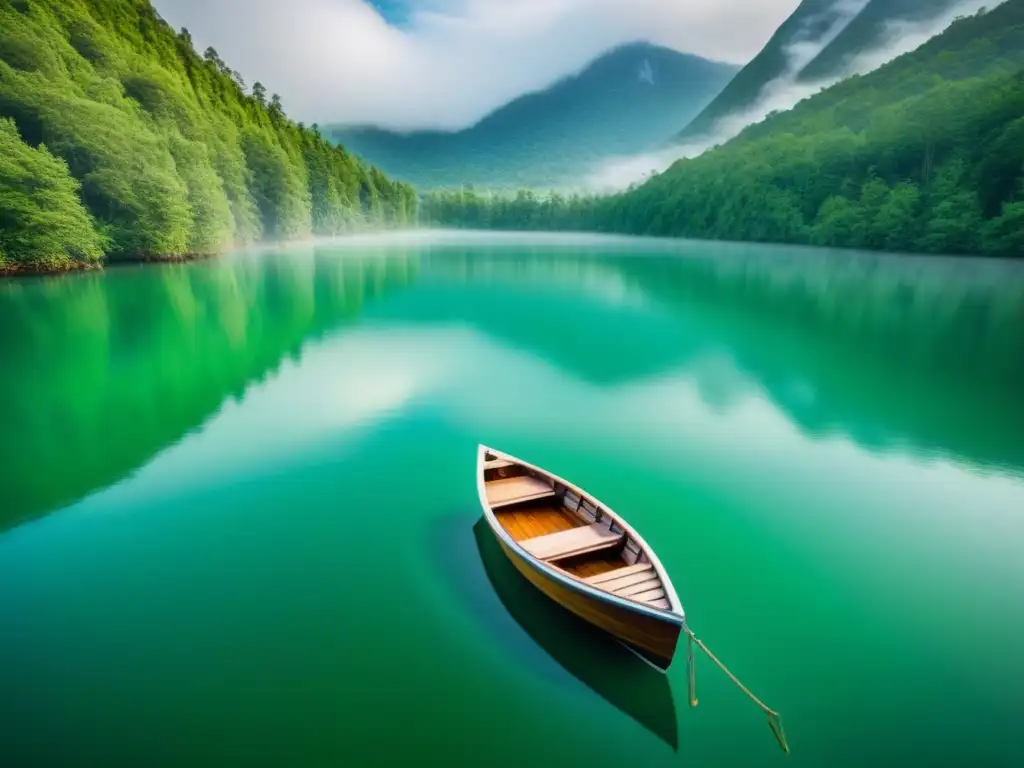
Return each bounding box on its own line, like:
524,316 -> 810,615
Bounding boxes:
0,0 -> 417,274
422,3 -> 1024,259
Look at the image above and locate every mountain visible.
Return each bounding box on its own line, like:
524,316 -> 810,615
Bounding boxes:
329,43 -> 737,190
797,0 -> 965,81
423,2 -> 1024,259
0,0 -> 415,275
677,0 -> 976,142
676,0 -> 866,140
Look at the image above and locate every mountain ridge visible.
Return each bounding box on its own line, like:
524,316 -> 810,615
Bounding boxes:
676,0 -> 979,142
675,0 -> 858,140
423,1 -> 1024,259
798,0 -> 967,81
329,42 -> 738,190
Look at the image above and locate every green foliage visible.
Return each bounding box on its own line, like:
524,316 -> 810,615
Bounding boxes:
242,127 -> 311,239
0,0 -> 415,272
424,2 -> 1024,259
0,117 -> 104,271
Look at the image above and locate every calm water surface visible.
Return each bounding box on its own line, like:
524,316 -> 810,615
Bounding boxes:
1,232 -> 1023,766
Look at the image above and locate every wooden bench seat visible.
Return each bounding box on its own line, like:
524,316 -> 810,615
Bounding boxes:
519,523 -> 624,561
583,562 -> 652,585
486,475 -> 556,509
583,563 -> 668,607
484,459 -> 516,470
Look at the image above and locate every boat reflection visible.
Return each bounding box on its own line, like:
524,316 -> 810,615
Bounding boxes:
471,517 -> 679,751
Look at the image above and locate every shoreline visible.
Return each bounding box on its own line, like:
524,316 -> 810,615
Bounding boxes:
4,228 -> 1019,280
0,260 -> 103,279
0,253 -> 216,280
0,227 -> 421,279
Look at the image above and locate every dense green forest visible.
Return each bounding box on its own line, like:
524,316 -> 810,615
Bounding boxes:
422,3 -> 1024,258
0,0 -> 417,275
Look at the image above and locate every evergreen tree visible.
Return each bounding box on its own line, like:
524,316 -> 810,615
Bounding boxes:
0,0 -> 416,273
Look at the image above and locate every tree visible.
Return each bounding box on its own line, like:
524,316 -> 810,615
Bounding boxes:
252,81 -> 267,106
0,119 -> 104,270
203,46 -> 223,68
983,200 -> 1024,257
0,0 -> 415,273
269,93 -> 283,120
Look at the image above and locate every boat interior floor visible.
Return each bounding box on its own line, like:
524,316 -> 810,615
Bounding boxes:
496,500 -> 634,577
486,469 -> 671,611
556,550 -> 630,579
495,503 -> 583,541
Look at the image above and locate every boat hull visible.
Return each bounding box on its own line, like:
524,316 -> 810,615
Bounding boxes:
491,526 -> 682,670
472,519 -> 679,749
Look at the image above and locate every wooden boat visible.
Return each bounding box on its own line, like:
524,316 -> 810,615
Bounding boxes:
476,445 -> 685,670
471,517 -> 679,749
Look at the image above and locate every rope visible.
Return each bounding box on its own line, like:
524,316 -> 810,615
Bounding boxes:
683,625 -> 790,754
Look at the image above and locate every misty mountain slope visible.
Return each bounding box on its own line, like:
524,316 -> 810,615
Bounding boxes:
676,0 -> 983,143
329,43 -> 737,190
676,0 -> 866,141
797,0 -> 966,81
424,1 -> 1024,258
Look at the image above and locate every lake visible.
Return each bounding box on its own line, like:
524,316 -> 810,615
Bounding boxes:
1,231 -> 1022,766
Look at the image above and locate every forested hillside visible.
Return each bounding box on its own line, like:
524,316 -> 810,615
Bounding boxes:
331,44 -> 736,191
0,0 -> 417,275
422,3 -> 1024,259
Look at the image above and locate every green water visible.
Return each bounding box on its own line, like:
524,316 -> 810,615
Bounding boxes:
1,232 -> 1023,766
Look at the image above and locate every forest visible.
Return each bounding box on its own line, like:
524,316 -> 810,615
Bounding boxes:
422,2 -> 1024,259
0,0 -> 417,275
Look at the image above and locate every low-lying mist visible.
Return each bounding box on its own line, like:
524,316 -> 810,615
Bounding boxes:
582,0 -> 999,193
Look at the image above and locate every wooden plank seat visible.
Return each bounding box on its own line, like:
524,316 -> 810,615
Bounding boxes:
520,523 -> 624,561
484,459 -> 516,470
583,562 -> 652,585
486,475 -> 556,509
582,562 -> 666,606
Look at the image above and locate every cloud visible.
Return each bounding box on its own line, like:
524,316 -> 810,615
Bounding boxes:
584,0 -> 1000,191
152,0 -> 799,130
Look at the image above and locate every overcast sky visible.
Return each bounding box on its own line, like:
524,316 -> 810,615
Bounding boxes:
152,0 -> 799,130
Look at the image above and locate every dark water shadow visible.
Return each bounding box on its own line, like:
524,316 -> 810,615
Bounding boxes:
429,513 -> 678,751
